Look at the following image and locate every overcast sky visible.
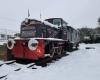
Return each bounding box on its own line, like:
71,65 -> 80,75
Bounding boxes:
0,0 -> 100,31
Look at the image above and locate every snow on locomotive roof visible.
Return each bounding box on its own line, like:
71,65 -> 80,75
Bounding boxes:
43,21 -> 59,29
22,18 -> 59,29
23,18 -> 78,30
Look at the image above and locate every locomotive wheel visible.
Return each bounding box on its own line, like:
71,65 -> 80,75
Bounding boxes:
56,47 -> 62,59
49,48 -> 55,58
57,47 -> 62,55
67,43 -> 73,52
75,43 -> 79,50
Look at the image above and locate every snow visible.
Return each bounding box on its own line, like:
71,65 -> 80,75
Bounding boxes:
0,43 -> 100,80
43,21 -> 59,29
30,38 -> 66,41
0,29 -> 18,45
0,29 -> 17,35
0,40 -> 7,45
24,18 -> 59,29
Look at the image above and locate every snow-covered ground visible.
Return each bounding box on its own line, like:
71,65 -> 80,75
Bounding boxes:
0,40 -> 7,45
0,43 -> 100,80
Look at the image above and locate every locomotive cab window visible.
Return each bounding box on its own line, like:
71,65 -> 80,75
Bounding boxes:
62,21 -> 68,27
53,19 -> 61,27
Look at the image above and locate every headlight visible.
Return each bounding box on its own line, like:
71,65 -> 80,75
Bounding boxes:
28,39 -> 38,51
7,39 -> 15,50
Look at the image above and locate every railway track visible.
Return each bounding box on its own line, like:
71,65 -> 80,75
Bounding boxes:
0,60 -> 37,79
0,53 -> 68,80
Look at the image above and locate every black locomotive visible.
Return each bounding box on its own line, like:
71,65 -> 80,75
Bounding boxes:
7,18 -> 80,61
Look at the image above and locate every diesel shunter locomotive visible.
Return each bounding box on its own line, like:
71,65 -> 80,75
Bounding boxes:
7,18 -> 80,61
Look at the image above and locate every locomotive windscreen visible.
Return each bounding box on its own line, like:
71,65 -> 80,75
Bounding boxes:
53,19 -> 61,26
